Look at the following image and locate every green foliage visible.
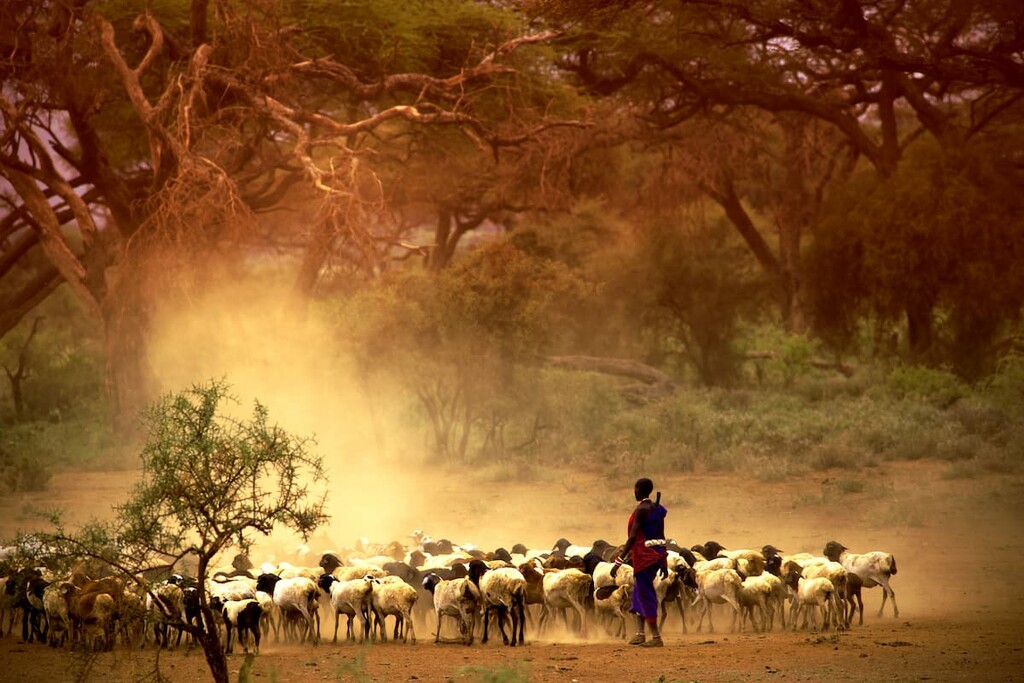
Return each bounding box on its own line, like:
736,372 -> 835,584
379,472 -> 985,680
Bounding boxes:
116,379 -> 328,565
741,326 -> 824,387
880,364 -> 967,408
810,138 -> 1024,372
0,288 -> 106,423
606,216 -> 765,386
984,352 -> 1024,413
0,435 -> 51,493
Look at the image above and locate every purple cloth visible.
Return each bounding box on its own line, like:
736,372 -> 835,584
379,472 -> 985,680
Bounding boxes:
630,563 -> 660,621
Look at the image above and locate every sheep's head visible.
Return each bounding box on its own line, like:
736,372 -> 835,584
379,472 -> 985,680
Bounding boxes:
822,541 -> 846,561
704,540 -> 726,559
422,573 -> 440,594
316,573 -> 336,594
319,553 -> 343,574
467,559 -> 488,585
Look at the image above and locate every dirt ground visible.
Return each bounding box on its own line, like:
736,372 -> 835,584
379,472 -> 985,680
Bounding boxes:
1,457 -> 1023,682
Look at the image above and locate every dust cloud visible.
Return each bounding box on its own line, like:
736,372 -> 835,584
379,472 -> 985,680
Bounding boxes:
146,275 -> 441,554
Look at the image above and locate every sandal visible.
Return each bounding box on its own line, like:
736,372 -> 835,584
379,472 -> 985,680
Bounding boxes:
627,633 -> 646,645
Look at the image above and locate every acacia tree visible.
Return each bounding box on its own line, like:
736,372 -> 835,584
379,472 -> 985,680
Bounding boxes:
524,0 -> 1024,352
42,379 -> 327,683
0,0 -> 575,425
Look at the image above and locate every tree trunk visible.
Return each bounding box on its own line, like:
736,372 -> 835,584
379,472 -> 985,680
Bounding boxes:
195,555 -> 229,683
103,289 -> 154,432
906,300 -> 934,360
427,208 -> 453,272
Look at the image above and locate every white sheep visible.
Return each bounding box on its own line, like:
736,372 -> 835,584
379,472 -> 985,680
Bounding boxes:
738,575 -> 773,632
717,549 -> 768,578
254,590 -> 278,640
692,567 -> 743,633
423,574 -> 481,645
800,561 -> 849,629
792,576 -> 836,630
317,575 -> 373,643
368,576 -> 418,643
760,572 -> 788,630
593,583 -> 632,639
256,574 -> 320,644
333,565 -> 387,582
468,561 -> 527,647
823,541 -> 899,618
207,576 -> 256,602
275,562 -> 323,581
538,568 -> 593,639
42,582 -> 70,647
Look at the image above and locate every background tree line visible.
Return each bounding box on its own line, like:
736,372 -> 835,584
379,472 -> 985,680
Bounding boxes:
1,0 -> 1022,469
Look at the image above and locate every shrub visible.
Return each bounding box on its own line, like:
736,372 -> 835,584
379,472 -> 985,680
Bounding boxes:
881,364 -> 967,408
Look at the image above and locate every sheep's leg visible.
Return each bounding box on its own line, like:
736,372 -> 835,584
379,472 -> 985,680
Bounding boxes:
516,597 -> 525,645
434,609 -> 443,644
496,606 -> 511,645
481,605 -> 491,644
570,599 -> 588,639
404,608 -> 416,644
694,597 -> 710,633
878,578 -> 899,618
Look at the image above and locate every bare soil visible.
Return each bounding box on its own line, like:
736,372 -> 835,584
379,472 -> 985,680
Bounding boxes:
1,458 -> 1022,683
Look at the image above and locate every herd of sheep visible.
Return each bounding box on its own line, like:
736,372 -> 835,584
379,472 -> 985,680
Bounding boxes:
0,532 -> 898,654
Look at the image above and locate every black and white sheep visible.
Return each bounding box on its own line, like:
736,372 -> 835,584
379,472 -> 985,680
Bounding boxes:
823,541 -> 898,618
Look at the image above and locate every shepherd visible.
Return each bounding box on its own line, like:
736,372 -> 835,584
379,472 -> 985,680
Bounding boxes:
612,477 -> 669,647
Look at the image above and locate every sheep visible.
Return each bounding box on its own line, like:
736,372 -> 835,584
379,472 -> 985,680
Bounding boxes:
256,574 -> 320,644
333,565 -> 387,582
760,571 -> 789,631
317,574 -> 372,643
716,549 -> 767,578
82,593 -> 117,651
42,582 -> 69,647
799,561 -> 849,630
657,565 -> 698,634
692,567 -> 743,633
145,581 -> 186,649
0,575 -> 13,637
275,562 -> 323,581
737,575 -> 773,632
517,561 -> 547,628
844,572 -> 865,626
593,583 -> 632,639
214,597 -> 262,654
253,590 -> 278,640
206,576 -> 256,602
790,576 -> 836,631
60,582 -> 117,651
538,568 -> 593,639
22,572 -> 50,644
119,590 -> 148,648
467,560 -> 526,646
422,573 -> 481,645
368,576 -> 418,643
5,568 -> 48,643
692,556 -> 736,573
823,541 -> 899,618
